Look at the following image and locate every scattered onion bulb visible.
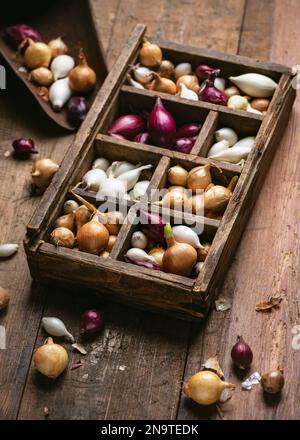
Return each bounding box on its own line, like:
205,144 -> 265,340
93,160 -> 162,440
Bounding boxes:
168,165 -> 188,186
174,62 -> 192,80
69,48 -> 96,93
31,158 -> 59,192
42,317 -> 74,342
0,286 -> 10,310
183,370 -> 235,406
48,36 -> 68,57
24,39 -> 52,70
131,231 -> 148,249
231,335 -> 253,370
63,200 -> 79,214
139,38 -> 162,67
187,164 -> 212,192
50,227 -> 75,248
33,337 -> 68,379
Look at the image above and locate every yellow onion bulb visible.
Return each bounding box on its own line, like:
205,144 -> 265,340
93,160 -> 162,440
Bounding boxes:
0,286 -> 10,310
168,165 -> 188,186
33,337 -> 68,379
106,235 -> 117,252
54,213 -> 75,231
204,185 -> 232,217
31,158 -> 59,192
75,205 -> 91,232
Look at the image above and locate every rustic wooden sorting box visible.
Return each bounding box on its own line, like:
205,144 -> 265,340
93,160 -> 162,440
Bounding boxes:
24,24 -> 296,321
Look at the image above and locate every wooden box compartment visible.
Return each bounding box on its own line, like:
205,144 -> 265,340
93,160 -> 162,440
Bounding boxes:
24,24 -> 296,321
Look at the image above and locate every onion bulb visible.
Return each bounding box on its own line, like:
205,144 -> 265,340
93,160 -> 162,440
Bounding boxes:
183,370 -> 235,406
0,287 -> 10,310
158,60 -> 175,78
31,158 -> 59,192
146,71 -> 177,95
102,211 -> 125,235
77,213 -> 109,255
48,36 -> 68,57
139,38 -> 162,67
30,67 -> 53,86
131,231 -> 148,249
75,205 -> 91,231
148,246 -> 165,269
24,39 -> 52,70
168,165 -> 188,186
204,176 -> 238,218
33,337 -> 68,379
176,75 -> 199,93
261,369 -> 284,394
187,164 -> 212,193
156,190 -> 190,210
162,224 -> 197,277
50,227 -> 75,248
106,235 -> 117,252
174,63 -> 192,80
64,200 -> 79,214
54,213 -> 75,231
69,49 -> 96,93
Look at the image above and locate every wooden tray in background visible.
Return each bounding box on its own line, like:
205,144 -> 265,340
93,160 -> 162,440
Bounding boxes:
0,0 -> 108,130
24,24 -> 296,321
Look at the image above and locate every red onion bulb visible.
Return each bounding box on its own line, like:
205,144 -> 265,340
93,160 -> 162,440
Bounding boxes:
139,209 -> 166,243
133,132 -> 150,144
148,97 -> 176,148
5,24 -> 42,48
231,335 -> 253,370
80,309 -> 103,336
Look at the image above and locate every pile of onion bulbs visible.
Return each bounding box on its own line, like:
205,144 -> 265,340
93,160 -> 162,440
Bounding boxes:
5,24 -> 96,125
124,210 -> 211,278
107,96 -> 202,153
126,38 -> 275,115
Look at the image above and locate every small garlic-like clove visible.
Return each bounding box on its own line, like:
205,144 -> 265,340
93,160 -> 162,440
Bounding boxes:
172,225 -> 202,249
42,317 -> 75,342
207,139 -> 230,157
214,127 -> 238,146
210,145 -> 252,163
131,64 -> 153,84
0,244 -> 19,258
107,161 -> 140,178
117,164 -> 153,191
229,73 -> 277,98
49,77 -> 72,111
233,136 -> 256,149
126,73 -> 145,89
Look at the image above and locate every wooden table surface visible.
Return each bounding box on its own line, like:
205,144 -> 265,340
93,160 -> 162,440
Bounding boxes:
0,0 -> 299,420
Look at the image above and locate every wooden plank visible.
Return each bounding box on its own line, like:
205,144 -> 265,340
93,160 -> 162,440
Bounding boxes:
178,0 -> 300,420
17,0 -> 248,420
